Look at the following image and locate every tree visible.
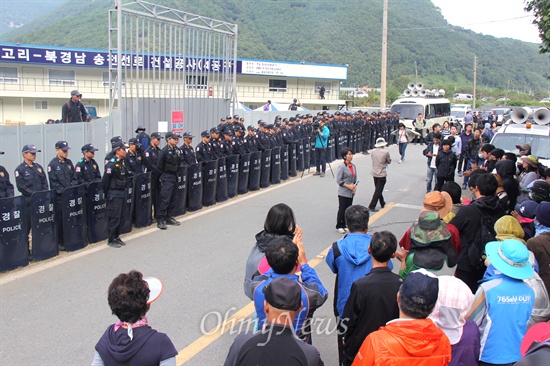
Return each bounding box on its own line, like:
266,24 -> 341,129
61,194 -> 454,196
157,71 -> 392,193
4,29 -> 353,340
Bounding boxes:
525,0 -> 550,54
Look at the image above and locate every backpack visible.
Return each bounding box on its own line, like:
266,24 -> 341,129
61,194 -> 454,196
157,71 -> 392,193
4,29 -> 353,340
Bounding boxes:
468,207 -> 497,270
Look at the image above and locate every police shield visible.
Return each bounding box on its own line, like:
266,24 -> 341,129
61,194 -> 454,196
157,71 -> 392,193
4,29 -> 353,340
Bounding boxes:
226,155 -> 240,199
327,135 -> 334,163
217,157 -> 229,202
0,196 -> 28,271
248,151 -> 262,191
172,165 -> 188,216
280,145 -> 289,180
61,185 -> 88,251
187,163 -> 203,211
303,138 -> 311,169
120,177 -> 135,235
296,139 -> 305,172
260,149 -> 272,188
202,160 -> 218,207
31,190 -> 58,261
86,182 -> 108,244
238,153 -> 251,194
271,147 -> 281,184
134,173 -> 152,228
288,143 -> 297,177
337,133 -> 345,159
309,137 -> 316,168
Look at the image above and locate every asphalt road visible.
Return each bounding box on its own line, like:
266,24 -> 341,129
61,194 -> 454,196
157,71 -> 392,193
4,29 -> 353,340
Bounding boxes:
0,142 -> 457,366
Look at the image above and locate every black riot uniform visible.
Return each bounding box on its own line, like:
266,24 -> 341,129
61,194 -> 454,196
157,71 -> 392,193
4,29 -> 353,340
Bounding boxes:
125,150 -> 144,176
244,131 -> 259,153
156,135 -> 183,228
47,156 -> 75,195
73,157 -> 101,184
181,144 -> 197,165
102,144 -> 129,247
196,141 -> 214,163
0,153 -> 14,198
15,161 -> 48,197
144,141 -> 161,220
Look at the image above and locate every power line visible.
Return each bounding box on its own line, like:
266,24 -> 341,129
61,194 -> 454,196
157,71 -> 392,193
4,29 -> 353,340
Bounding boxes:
392,15 -> 532,31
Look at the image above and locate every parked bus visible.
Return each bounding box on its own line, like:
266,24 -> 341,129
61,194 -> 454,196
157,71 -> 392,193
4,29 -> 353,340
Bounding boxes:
390,97 -> 451,131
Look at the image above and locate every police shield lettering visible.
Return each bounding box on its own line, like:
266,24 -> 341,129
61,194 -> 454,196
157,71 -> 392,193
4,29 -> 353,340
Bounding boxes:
0,196 -> 28,271
120,177 -> 135,234
248,151 -> 262,191
172,165 -> 188,216
86,182 -> 108,243
217,157 -> 229,202
202,160 -> 218,207
280,145 -> 289,180
238,153 -> 251,195
328,135 -> 335,163
296,138 -> 305,172
288,143 -> 297,177
134,173 -> 152,228
271,147 -> 281,185
225,155 -> 239,199
260,149 -> 272,189
31,190 -> 58,261
187,163 -> 203,211
304,138 -> 312,169
62,185 -> 88,251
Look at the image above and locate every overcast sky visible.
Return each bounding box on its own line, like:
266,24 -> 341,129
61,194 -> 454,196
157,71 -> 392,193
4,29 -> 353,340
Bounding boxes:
431,0 -> 540,44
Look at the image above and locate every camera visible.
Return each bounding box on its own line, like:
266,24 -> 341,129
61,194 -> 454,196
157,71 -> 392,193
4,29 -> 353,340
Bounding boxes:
312,121 -> 320,130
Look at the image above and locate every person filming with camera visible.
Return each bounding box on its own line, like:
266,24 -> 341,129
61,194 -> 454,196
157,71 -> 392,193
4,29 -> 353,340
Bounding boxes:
313,118 -> 330,177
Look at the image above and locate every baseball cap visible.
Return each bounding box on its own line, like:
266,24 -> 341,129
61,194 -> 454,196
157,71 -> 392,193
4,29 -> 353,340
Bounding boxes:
226,115 -> 232,120
263,277 -> 302,311
143,276 -> 163,305
401,268 -> 439,306
233,115 -> 239,119
247,125 -> 255,131
150,132 -> 161,139
182,132 -> 194,139
259,122 -> 267,128
515,200 -> 539,219
81,143 -> 98,153
201,131 -> 211,138
70,90 -> 82,96
166,132 -> 181,140
128,138 -> 142,147
22,144 -> 41,153
535,201 -> 550,227
55,141 -> 70,151
112,141 -> 129,151
210,128 -> 220,134
516,143 -> 531,152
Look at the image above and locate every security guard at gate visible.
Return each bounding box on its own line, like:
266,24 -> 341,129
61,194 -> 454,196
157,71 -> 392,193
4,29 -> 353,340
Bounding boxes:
0,151 -> 14,198
102,141 -> 129,248
73,144 -> 101,185
156,132 -> 183,230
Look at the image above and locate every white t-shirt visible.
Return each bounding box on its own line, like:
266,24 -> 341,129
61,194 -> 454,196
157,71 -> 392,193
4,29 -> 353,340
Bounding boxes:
430,144 -> 439,169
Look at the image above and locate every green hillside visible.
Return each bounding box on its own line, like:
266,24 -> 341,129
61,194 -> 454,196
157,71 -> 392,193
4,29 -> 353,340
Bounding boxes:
2,0 -> 548,95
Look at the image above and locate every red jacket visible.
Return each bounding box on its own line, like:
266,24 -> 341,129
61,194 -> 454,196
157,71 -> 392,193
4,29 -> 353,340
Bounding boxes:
352,318 -> 451,366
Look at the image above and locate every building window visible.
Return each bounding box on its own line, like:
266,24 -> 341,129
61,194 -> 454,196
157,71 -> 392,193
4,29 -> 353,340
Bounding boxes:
48,69 -> 76,86
0,66 -> 18,84
102,72 -> 126,87
186,75 -> 208,89
35,101 -> 48,110
269,79 -> 287,93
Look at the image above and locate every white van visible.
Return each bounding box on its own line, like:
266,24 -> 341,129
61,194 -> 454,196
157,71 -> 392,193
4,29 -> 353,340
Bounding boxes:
390,97 -> 451,131
453,93 -> 473,101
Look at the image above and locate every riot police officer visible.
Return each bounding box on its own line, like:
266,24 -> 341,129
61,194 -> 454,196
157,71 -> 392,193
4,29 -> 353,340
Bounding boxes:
233,127 -> 248,155
102,141 -> 129,248
245,126 -> 259,152
0,151 -> 14,198
73,143 -> 101,185
156,132 -> 183,230
196,131 -> 214,163
104,136 -> 123,164
180,132 -> 197,165
125,138 -> 145,176
209,128 -> 223,159
145,132 -> 162,220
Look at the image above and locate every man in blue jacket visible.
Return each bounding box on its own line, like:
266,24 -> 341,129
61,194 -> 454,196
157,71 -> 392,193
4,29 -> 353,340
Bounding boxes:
313,118 -> 330,177
325,205 -> 393,363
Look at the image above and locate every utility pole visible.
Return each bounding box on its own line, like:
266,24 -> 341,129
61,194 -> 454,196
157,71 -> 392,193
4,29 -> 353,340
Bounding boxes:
473,56 -> 477,109
415,61 -> 418,83
380,0 -> 388,111
505,79 -> 510,106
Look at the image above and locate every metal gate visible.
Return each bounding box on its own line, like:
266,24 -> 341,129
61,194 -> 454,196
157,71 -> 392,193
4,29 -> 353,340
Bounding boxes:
108,0 -> 238,139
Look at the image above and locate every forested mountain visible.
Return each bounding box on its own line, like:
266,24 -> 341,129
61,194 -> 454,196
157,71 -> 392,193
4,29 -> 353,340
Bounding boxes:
2,0 -> 548,93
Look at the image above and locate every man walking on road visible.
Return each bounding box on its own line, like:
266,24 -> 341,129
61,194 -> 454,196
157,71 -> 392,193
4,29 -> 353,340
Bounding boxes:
368,138 -> 391,212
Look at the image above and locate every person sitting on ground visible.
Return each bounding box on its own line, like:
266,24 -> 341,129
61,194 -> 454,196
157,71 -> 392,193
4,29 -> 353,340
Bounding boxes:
243,203 -> 301,300
468,239 -> 535,365
93,270 -> 177,366
251,236 -> 328,343
428,275 -> 480,366
341,231 -> 402,366
224,277 -> 324,366
352,269 -> 451,366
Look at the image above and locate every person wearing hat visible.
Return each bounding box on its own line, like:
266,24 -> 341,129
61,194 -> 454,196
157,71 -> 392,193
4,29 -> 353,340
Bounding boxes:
156,133 -> 182,230
124,138 -> 144,176
180,132 -> 197,165
104,136 -> 123,164
353,269 -> 451,365
516,143 -> 532,157
518,155 -> 540,203
225,277 -> 324,366
73,144 -> 101,185
288,98 -> 301,111
527,201 -> 550,294
233,127 -> 248,155
61,90 -> 88,123
527,179 -> 550,203
144,132 -> 162,220
15,145 -> 48,199
428,276 -> 480,366
102,141 -> 130,247
195,131 -> 214,163
244,126 -> 259,152
512,199 -> 538,240
467,239 -> 535,365
0,151 -> 14,198
93,270 -> 177,365
135,125 -> 150,148
368,137 -> 391,212
48,141 -> 76,249
208,128 -> 223,158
